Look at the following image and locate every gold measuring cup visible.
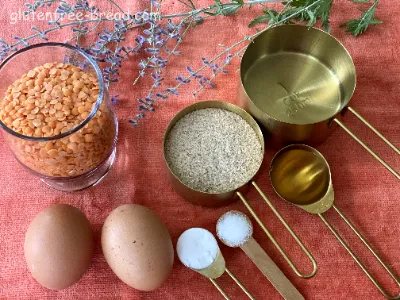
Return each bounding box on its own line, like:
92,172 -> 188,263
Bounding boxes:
269,144 -> 400,299
237,24 -> 399,180
163,100 -> 317,278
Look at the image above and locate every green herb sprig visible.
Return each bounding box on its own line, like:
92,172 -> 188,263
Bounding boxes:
341,0 -> 382,36
249,0 -> 381,36
249,0 -> 333,31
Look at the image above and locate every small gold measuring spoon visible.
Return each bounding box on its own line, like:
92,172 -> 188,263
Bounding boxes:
216,211 -> 304,300
269,144 -> 400,300
177,228 -> 255,300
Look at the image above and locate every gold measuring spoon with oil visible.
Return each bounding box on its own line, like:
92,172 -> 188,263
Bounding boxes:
269,144 -> 400,299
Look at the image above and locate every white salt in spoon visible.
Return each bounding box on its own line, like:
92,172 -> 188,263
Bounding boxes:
177,228 -> 255,300
217,211 -> 304,300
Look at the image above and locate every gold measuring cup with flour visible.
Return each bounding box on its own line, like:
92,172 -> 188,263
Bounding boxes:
269,144 -> 400,299
237,24 -> 399,180
163,100 -> 317,279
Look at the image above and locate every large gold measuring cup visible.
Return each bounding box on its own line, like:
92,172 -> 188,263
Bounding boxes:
269,144 -> 400,299
237,24 -> 399,180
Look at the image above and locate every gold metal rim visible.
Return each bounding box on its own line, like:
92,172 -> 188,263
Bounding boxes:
269,144 -> 333,208
239,24 -> 357,126
163,100 -> 265,195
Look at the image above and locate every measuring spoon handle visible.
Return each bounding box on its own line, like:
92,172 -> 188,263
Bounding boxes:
241,237 -> 304,300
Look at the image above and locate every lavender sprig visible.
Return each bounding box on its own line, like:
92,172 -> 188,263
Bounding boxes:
0,18 -> 123,61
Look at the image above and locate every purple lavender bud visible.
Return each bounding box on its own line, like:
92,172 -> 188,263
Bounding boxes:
142,12 -> 150,21
202,57 -> 211,67
166,21 -> 175,33
143,29 -> 152,36
14,36 -> 29,47
169,32 -> 181,39
224,53 -> 233,65
156,92 -> 168,99
151,72 -> 161,80
129,120 -> 138,126
138,60 -> 147,69
194,15 -> 204,25
176,75 -> 190,84
48,20 -> 61,26
186,66 -> 195,74
159,28 -> 168,35
149,58 -> 157,66
135,35 -> 146,46
167,88 -> 179,95
111,95 -> 119,104
145,48 -> 159,54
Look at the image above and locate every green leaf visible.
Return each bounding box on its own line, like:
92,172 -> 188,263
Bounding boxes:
317,0 -> 333,32
266,0 -> 333,32
216,0 -> 244,16
370,19 -> 383,24
248,14 -> 272,27
340,0 -> 381,36
221,5 -> 241,16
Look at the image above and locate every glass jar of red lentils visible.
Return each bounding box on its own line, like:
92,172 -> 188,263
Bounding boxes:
0,43 -> 118,191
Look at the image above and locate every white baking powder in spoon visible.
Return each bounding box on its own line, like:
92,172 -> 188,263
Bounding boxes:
217,211 -> 253,247
177,228 -> 219,270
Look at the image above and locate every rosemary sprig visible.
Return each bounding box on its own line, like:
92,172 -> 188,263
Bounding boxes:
340,0 -> 382,36
249,0 -> 333,32
161,0 -> 281,19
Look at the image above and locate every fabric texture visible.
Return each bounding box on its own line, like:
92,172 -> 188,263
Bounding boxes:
0,1 -> 399,299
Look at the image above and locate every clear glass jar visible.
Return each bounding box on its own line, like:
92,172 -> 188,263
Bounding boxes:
0,43 -> 118,191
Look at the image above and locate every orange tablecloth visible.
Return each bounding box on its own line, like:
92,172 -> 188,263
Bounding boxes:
0,1 -> 399,299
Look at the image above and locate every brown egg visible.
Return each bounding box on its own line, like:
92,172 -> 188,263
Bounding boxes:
102,204 -> 174,291
24,204 -> 94,290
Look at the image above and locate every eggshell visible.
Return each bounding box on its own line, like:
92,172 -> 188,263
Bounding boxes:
24,204 -> 94,290
102,204 -> 174,291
